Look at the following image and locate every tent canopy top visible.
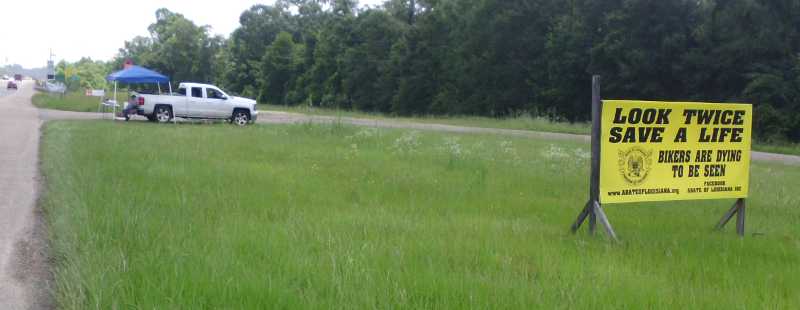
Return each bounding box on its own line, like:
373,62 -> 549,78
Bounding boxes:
106,65 -> 169,83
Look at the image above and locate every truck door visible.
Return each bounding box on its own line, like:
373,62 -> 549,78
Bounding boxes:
204,87 -> 229,118
172,86 -> 189,117
188,87 -> 206,117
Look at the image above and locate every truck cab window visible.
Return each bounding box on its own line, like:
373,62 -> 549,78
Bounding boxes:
191,87 -> 203,98
177,88 -> 187,96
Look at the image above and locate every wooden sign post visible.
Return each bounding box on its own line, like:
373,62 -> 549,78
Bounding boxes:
716,198 -> 746,236
571,75 -> 617,240
571,75 -> 752,240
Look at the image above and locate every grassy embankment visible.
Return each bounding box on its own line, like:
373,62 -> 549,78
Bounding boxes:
32,91 -> 129,113
31,92 -> 800,156
751,142 -> 800,157
266,104 -> 800,156
264,104 -> 592,135
42,121 -> 800,309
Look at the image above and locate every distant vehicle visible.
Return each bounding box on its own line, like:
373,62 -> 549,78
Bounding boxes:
14,74 -> 22,81
132,82 -> 258,125
7,81 -> 17,90
1,75 -> 9,80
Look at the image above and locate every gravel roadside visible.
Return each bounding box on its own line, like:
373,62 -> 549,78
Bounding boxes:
0,82 -> 53,309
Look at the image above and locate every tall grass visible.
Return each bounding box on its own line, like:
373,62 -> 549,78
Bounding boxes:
41,121 -> 800,309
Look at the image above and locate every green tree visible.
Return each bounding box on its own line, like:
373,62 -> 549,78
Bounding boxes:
258,32 -> 299,105
224,4 -> 293,97
341,10 -> 402,112
111,0 -> 800,142
115,8 -> 221,84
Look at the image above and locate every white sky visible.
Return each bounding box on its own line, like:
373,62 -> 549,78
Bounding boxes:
0,0 -> 385,69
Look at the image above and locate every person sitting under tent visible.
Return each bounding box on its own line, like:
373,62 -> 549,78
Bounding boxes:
120,83 -> 163,120
122,93 -> 138,121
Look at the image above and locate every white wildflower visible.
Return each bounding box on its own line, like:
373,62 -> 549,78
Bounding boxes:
499,140 -> 521,164
542,144 -> 569,160
342,143 -> 360,160
345,127 -> 379,142
573,148 -> 591,161
441,137 -> 466,159
392,131 -> 422,154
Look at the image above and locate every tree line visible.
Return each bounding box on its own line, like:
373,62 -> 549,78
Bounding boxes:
107,0 -> 800,142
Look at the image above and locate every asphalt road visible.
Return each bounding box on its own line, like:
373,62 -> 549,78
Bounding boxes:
0,81 -> 51,309
0,84 -> 12,98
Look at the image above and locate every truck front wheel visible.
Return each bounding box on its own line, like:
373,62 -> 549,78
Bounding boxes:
231,110 -> 250,126
155,105 -> 173,123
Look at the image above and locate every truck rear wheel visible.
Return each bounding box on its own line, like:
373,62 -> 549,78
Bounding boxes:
155,105 -> 173,123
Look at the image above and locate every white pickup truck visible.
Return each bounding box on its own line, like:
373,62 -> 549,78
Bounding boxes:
132,82 -> 258,125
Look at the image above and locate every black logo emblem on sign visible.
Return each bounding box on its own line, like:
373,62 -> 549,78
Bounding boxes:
618,147 -> 652,185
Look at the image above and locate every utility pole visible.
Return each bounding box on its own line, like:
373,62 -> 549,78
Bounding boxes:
47,49 -> 56,80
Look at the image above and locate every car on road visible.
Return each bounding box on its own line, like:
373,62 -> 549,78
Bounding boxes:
132,82 -> 258,125
7,81 -> 17,90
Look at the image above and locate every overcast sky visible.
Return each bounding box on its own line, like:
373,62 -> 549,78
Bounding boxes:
0,0 -> 385,69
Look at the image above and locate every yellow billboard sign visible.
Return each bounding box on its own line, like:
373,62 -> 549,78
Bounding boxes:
600,100 -> 752,204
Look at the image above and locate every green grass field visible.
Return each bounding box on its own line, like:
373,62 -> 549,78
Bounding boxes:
753,142 -> 800,157
32,91 -> 129,113
41,121 -> 800,309
265,104 -> 800,156
30,94 -> 800,156
264,104 -> 593,135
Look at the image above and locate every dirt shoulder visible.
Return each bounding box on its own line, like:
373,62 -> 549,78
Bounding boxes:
0,82 -> 53,309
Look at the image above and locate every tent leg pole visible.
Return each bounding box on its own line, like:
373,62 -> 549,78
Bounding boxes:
170,81 -> 176,124
113,82 -> 117,120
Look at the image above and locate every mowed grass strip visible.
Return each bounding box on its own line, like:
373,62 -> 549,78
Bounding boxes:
32,91 -> 129,112
264,104 -> 800,157
42,121 -> 800,309
263,103 -> 593,135
31,90 -> 800,156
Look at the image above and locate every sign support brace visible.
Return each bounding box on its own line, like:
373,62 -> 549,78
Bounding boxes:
571,75 -> 618,241
715,198 -> 746,236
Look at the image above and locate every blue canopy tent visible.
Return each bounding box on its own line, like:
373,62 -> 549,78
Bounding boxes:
107,65 -> 169,83
106,65 -> 172,119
